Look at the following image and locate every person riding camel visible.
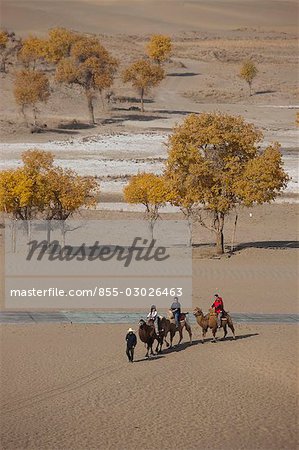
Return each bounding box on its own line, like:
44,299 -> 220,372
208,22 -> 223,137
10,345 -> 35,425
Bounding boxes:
211,293 -> 224,328
147,305 -> 159,335
170,297 -> 181,329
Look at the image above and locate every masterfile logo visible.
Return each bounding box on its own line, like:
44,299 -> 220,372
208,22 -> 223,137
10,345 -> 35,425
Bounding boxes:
5,219 -> 192,309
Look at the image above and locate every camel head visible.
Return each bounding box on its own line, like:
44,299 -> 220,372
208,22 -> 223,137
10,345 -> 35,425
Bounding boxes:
193,307 -> 203,317
139,319 -> 146,328
208,307 -> 217,317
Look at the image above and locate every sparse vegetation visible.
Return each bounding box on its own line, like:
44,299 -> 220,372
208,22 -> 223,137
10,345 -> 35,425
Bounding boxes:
239,60 -> 258,96
122,59 -> 165,112
147,34 -> 172,65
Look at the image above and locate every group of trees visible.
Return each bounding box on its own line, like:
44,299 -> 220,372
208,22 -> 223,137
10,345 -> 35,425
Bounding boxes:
124,112 -> 288,254
0,113 -> 288,254
2,26 -> 260,126
2,28 -> 172,125
0,149 -> 99,221
12,28 -> 119,125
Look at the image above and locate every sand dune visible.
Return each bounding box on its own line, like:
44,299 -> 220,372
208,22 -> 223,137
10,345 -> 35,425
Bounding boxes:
1,0 -> 298,35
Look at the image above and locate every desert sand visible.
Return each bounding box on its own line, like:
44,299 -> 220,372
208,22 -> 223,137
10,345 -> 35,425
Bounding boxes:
1,0 -> 298,35
0,323 -> 298,450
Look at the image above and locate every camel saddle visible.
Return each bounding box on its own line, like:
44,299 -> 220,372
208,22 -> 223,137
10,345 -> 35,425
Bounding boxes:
179,312 -> 188,321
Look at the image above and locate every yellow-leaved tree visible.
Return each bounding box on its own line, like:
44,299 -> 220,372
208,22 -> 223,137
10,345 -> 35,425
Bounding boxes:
122,59 -> 165,112
0,150 -> 99,222
147,34 -> 172,65
0,150 -> 54,220
18,35 -> 46,69
165,112 -> 288,254
44,166 -> 98,221
56,36 -> 118,124
124,173 -> 168,239
14,69 -> 50,126
0,30 -> 9,72
239,60 -> 258,96
43,27 -> 79,63
0,29 -> 19,73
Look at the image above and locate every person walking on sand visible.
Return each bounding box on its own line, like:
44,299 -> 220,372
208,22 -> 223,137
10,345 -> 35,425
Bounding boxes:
125,328 -> 137,363
171,297 -> 181,329
211,293 -> 224,328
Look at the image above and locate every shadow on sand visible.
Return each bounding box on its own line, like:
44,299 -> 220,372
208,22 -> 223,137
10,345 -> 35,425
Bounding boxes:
100,114 -> 167,125
235,240 -> 298,251
57,121 -> 96,130
255,90 -> 276,95
153,109 -> 196,115
30,126 -> 80,135
167,72 -> 200,77
133,355 -> 166,363
113,96 -> 154,104
164,333 -> 259,353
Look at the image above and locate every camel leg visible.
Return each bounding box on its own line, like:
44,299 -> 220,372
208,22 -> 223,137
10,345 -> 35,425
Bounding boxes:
156,336 -> 163,353
229,322 -> 236,340
202,328 -> 207,344
164,332 -> 170,347
150,343 -> 155,356
186,324 -> 192,345
212,328 -> 217,342
177,328 -> 183,346
223,323 -> 227,340
170,330 -> 175,348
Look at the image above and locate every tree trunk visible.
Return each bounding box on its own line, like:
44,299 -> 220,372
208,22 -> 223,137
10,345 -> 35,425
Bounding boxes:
187,216 -> 192,247
215,230 -> 224,254
140,88 -> 144,112
46,221 -> 51,246
32,106 -> 38,126
214,211 -> 225,254
230,212 -> 238,253
86,92 -> 95,124
0,58 -> 6,73
148,220 -> 154,241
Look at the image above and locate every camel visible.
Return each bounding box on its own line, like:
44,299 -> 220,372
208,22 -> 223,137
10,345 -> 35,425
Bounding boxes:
164,310 -> 192,348
138,319 -> 163,357
193,307 -> 236,343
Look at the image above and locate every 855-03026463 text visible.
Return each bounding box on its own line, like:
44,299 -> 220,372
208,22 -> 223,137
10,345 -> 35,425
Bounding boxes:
9,287 -> 184,298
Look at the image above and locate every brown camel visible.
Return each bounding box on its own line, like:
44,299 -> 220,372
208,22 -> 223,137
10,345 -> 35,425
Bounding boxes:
138,319 -> 164,357
193,307 -> 236,343
164,310 -> 192,348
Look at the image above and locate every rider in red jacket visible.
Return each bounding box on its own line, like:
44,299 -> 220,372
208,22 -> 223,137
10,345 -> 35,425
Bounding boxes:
211,294 -> 224,328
